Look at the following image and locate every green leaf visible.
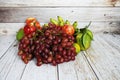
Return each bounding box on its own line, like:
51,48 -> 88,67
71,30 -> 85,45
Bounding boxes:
65,20 -> 70,25
76,33 -> 85,51
57,16 -> 65,26
86,29 -> 93,40
50,18 -> 59,26
57,16 -> 64,23
82,33 -> 91,50
16,29 -> 24,41
72,21 -> 78,29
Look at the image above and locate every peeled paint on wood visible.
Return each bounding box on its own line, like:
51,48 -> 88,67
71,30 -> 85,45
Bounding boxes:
0,0 -> 120,7
0,22 -> 119,35
0,8 -> 120,23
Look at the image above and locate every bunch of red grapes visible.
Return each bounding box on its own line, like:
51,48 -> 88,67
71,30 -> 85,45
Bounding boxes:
18,23 -> 76,66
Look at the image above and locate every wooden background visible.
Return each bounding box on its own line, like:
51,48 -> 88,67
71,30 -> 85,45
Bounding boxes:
0,0 -> 120,80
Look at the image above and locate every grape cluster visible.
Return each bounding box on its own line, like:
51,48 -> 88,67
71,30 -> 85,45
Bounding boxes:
18,23 -> 76,66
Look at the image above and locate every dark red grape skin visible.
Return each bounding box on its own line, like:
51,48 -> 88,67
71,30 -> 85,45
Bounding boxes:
45,31 -> 50,36
47,56 -> 53,63
23,58 -> 29,64
18,50 -> 23,56
21,53 -> 26,60
58,46 -> 63,52
27,54 -> 33,60
62,50 -> 67,56
52,60 -> 57,66
37,62 -> 42,66
18,22 -> 76,66
37,57 -> 42,62
60,58 -> 64,63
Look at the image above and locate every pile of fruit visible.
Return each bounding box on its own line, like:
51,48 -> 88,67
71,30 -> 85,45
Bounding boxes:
16,16 -> 93,66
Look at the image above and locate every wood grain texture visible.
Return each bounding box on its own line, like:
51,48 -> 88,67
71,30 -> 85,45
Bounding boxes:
58,52 -> 98,80
0,0 -> 120,7
0,25 -> 120,80
100,34 -> 120,50
2,42 -> 26,80
21,60 -> 58,80
84,34 -> 120,80
0,8 -> 120,23
0,35 -> 15,58
0,41 -> 21,80
0,38 -> 58,80
0,0 -> 120,79
0,22 -> 119,35
0,23 -> 25,35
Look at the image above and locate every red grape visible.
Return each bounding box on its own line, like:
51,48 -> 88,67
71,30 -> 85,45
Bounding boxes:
18,22 -> 76,66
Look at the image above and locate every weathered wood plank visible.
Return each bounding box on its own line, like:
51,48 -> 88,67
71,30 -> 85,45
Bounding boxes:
2,43 -> 26,80
100,34 -> 120,50
5,57 -> 26,80
58,61 -> 77,80
0,0 -> 120,7
58,52 -> 98,80
0,41 -> 20,80
0,35 -> 15,58
84,34 -> 120,80
0,21 -> 120,35
0,23 -> 24,35
0,8 -> 120,23
0,38 -> 58,80
21,60 -> 58,80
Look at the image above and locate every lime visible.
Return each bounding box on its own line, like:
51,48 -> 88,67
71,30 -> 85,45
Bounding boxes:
73,43 -> 81,54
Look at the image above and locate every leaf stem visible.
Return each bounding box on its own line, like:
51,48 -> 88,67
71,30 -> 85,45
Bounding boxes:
85,21 -> 92,28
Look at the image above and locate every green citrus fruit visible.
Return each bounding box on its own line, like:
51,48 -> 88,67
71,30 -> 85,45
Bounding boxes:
73,43 -> 81,54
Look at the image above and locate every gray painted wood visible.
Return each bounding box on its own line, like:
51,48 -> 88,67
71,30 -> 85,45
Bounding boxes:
0,35 -> 15,58
21,60 -> 58,80
0,23 -> 25,35
0,34 -> 97,80
0,8 -> 120,23
1,33 -> 120,80
58,52 -> 98,80
0,0 -> 120,79
100,34 -> 120,50
84,34 -> 120,80
0,41 -> 19,80
0,22 -> 119,35
3,41 -> 26,80
0,0 -> 120,7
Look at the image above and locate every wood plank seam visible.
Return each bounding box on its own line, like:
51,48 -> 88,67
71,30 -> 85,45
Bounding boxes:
0,8 -> 120,23
57,65 -> 59,80
0,0 -> 119,7
19,65 -> 27,80
4,54 -> 18,80
0,6 -> 120,8
0,50 -> 17,74
95,35 -> 120,78
0,41 -> 18,79
83,51 -> 103,80
0,40 -> 16,60
74,66 -> 79,80
82,51 -> 99,80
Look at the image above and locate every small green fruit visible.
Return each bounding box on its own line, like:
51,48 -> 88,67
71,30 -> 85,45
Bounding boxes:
73,43 -> 81,53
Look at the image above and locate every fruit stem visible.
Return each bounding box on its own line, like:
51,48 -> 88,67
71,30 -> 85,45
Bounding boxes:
85,21 -> 92,28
